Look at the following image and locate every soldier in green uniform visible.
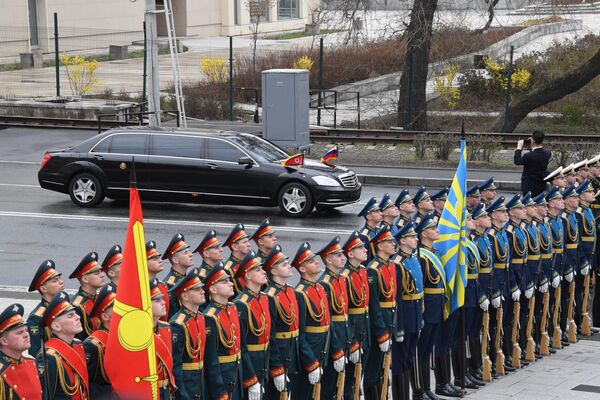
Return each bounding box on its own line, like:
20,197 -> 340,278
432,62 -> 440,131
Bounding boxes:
223,223 -> 252,296
0,303 -> 43,400
195,230 -> 225,280
395,189 -> 416,228
251,218 -> 278,262
27,260 -> 65,357
147,240 -> 172,319
70,252 -> 106,339
83,284 -> 116,399
163,232 -> 194,290
170,269 -> 207,400
100,244 -> 122,288
150,279 -> 177,399
412,187 -> 433,225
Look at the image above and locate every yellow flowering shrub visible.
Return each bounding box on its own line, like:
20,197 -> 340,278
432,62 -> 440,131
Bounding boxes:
434,64 -> 460,108
59,54 -> 101,96
200,56 -> 228,83
292,56 -> 314,71
484,57 -> 531,93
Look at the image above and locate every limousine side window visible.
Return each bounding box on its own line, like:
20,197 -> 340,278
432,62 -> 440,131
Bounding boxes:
110,134 -> 147,155
206,139 -> 244,163
149,135 -> 204,159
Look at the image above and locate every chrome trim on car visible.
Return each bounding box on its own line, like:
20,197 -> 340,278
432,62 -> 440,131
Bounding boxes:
107,186 -> 270,200
338,171 -> 359,188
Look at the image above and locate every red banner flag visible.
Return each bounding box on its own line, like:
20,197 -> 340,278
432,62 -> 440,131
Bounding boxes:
281,153 -> 304,168
105,180 -> 158,399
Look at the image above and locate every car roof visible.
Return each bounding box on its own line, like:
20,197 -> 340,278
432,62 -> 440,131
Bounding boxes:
102,126 -> 255,139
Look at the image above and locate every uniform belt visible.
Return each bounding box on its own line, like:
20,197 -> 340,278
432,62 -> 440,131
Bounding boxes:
527,255 -> 541,261
467,273 -> 478,279
275,329 -> 299,339
305,325 -> 330,333
379,301 -> 396,308
541,254 -> 553,260
424,288 -> 444,294
479,267 -> 492,273
582,237 -> 595,242
493,263 -> 507,269
511,258 -> 525,264
348,307 -> 367,314
553,249 -> 564,254
566,244 -> 578,249
182,361 -> 203,370
247,343 -> 269,351
402,293 -> 423,301
219,353 -> 241,363
332,315 -> 348,322
592,204 -> 600,209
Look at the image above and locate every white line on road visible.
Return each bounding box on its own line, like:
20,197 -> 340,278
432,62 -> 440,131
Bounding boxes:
0,210 -> 355,235
0,160 -> 39,165
0,183 -> 39,188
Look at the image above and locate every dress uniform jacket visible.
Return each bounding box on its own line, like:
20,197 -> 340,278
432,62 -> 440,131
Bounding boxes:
562,210 -> 579,275
203,301 -> 243,400
37,338 -> 89,400
71,290 -> 100,340
166,270 -> 185,318
472,231 -> 496,303
524,220 -> 541,292
548,214 -> 565,278
488,226 -> 510,299
264,282 -> 300,399
465,239 -> 484,338
536,218 -> 554,288
224,255 -> 245,296
575,205 -> 596,268
83,328 -> 116,399
154,321 -> 177,399
27,299 -> 49,357
505,221 -> 528,294
170,306 -> 206,400
0,352 -> 42,400
365,256 -> 397,387
397,215 -> 412,229
359,224 -> 378,262
319,269 -> 350,398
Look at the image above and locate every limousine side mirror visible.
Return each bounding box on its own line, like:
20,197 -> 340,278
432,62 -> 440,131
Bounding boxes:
238,156 -> 254,168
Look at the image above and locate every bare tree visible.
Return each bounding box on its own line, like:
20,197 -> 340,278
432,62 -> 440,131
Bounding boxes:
474,0 -> 500,34
245,0 -> 276,71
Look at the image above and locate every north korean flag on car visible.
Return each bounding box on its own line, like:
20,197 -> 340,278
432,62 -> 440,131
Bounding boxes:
320,145 -> 338,167
281,153 -> 304,168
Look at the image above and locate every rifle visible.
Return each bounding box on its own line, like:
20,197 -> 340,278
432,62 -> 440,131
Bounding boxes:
353,324 -> 365,400
581,273 -> 592,336
41,341 -> 52,400
494,305 -> 505,375
481,311 -> 492,382
336,366 -> 346,400
568,279 -> 578,343
552,285 -> 563,349
511,301 -> 522,369
539,289 -> 550,356
524,295 -> 536,362
279,336 -> 296,400
380,300 -> 398,400
312,326 -> 331,400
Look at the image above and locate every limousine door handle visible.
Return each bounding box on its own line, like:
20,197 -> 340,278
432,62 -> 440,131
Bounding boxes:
207,163 -> 218,170
93,154 -> 104,160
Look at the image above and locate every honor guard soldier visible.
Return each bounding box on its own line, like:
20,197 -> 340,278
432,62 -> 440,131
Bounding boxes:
504,194 -> 528,368
163,233 -> 194,289
224,223 -> 252,295
203,267 -> 243,400
471,203 -> 496,381
358,197 -> 382,262
263,245 -> 300,399
395,189 -> 416,228
70,252 -> 105,339
83,284 -> 116,398
196,230 -> 225,280
341,232 -> 370,399
412,187 -> 433,225
575,180 -> 596,330
293,242 -> 342,400
149,279 -> 177,399
37,291 -> 89,399
562,163 -> 577,186
431,188 -> 448,224
169,269 -> 207,400
234,252 -> 277,400
587,155 -> 600,328
0,304 -> 43,400
380,193 -> 400,236
466,185 -> 481,213
27,260 -> 65,357
574,159 -> 590,184
251,218 -> 277,262
415,214 -> 447,400
521,192 -> 540,360
147,240 -> 171,320
560,185 -> 580,342
544,167 -> 567,191
479,178 -> 498,207
100,245 -> 122,288
391,222 -> 423,400
317,237 -> 349,399
364,226 -> 397,400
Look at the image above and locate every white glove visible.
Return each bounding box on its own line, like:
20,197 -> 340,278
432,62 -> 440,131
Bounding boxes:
308,368 -> 322,385
552,275 -> 561,288
566,272 -> 574,282
396,334 -> 404,343
349,349 -> 361,364
379,339 -> 391,353
273,374 -> 286,392
539,282 -> 549,293
333,356 -> 345,372
248,383 -> 261,400
525,288 -> 534,299
492,296 -> 501,309
512,289 -> 521,302
480,298 -> 490,312
582,265 -> 590,276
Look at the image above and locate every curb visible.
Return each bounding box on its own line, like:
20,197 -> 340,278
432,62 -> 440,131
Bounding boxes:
357,174 -> 521,191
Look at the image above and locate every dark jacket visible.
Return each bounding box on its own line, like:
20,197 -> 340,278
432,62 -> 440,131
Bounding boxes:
514,147 -> 551,196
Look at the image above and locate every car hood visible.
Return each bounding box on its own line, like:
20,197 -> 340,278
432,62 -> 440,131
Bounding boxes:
300,158 -> 350,174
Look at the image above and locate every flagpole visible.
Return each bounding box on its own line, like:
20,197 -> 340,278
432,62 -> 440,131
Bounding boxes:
460,121 -> 466,397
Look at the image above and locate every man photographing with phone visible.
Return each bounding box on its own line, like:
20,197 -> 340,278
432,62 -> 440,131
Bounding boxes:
515,130 -> 552,196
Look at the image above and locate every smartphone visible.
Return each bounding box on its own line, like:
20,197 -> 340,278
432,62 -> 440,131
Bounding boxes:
524,138 -> 531,146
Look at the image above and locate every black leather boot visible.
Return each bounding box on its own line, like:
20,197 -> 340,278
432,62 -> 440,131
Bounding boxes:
364,384 -> 379,400
421,360 -> 442,400
452,350 -> 478,390
434,355 -> 461,397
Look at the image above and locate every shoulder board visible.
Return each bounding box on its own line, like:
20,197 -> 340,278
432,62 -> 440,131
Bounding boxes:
22,354 -> 35,360
576,207 -> 583,213
166,275 -> 177,285
240,294 -> 249,303
360,228 -> 369,235
266,287 -> 276,296
368,261 -> 380,269
205,306 -> 216,316
173,313 -> 186,325
341,269 -> 350,278
224,260 -> 234,269
72,295 -> 83,306
561,214 -> 568,220
158,321 -> 170,328
322,274 -> 331,283
488,229 -> 496,237
506,225 -> 514,233
296,284 -> 305,292
72,338 -> 83,345
227,301 -> 235,306
34,306 -> 46,317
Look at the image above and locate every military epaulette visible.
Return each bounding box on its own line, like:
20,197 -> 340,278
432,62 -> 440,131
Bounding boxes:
575,206 -> 583,214
158,321 -> 170,328
34,306 -> 46,317
239,294 -> 249,303
296,284 -> 305,292
360,227 -> 370,236
227,301 -> 235,306
224,260 -> 234,269
506,225 -> 514,233
322,274 -> 332,283
368,261 -> 380,269
341,269 -> 350,278
22,354 -> 35,360
72,338 -> 83,345
266,287 -> 276,296
72,295 -> 84,306
166,275 -> 177,285
173,313 -> 186,325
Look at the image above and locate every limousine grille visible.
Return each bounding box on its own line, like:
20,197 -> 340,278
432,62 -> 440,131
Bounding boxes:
339,171 -> 359,188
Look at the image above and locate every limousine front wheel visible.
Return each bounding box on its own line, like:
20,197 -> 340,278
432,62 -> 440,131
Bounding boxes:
69,173 -> 104,207
278,182 -> 314,218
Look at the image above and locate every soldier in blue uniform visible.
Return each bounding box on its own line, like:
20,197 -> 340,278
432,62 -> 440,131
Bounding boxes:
560,185 -> 580,342
70,251 -> 106,339
466,185 -> 481,213
575,180 -> 596,330
341,231 -> 370,399
479,178 -> 498,208
380,193 -> 400,236
395,189 -> 416,228
391,222 -> 424,400
358,197 -> 383,262
415,214 -> 447,400
544,167 -> 568,191
100,244 -> 122,288
27,260 -> 65,357
587,155 -> 600,328
430,188 -> 448,225
223,223 -> 252,296
317,237 -> 349,399
195,230 -> 225,280
412,187 -> 433,226
251,218 -> 278,262
163,233 -> 195,317
364,226 -> 397,400
169,269 -> 207,400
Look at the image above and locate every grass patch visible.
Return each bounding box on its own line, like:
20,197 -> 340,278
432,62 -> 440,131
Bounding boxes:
263,29 -> 347,40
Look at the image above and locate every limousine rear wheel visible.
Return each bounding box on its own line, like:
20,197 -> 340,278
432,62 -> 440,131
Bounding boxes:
68,173 -> 105,207
278,182 -> 314,218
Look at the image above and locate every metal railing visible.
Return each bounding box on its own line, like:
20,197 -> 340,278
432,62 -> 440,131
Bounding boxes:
96,109 -> 180,133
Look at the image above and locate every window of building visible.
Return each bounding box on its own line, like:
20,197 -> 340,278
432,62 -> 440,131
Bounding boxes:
249,0 -> 269,23
27,0 -> 39,47
278,0 -> 299,20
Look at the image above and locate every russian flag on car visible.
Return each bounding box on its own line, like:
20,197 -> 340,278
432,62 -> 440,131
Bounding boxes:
320,145 -> 338,167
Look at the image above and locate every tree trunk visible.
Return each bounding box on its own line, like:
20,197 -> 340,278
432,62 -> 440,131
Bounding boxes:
490,47 -> 600,132
397,0 -> 438,131
474,0 -> 500,35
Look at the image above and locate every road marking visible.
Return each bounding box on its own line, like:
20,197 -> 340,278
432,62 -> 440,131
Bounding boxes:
0,183 -> 39,188
0,210 -> 356,235
0,160 -> 39,165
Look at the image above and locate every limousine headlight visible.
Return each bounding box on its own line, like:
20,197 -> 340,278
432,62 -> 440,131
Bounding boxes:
312,175 -> 341,187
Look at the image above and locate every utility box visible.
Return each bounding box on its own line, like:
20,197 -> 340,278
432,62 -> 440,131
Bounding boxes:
262,69 -> 310,150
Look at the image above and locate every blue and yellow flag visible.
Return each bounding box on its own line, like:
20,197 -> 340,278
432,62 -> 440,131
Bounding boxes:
434,138 -> 468,315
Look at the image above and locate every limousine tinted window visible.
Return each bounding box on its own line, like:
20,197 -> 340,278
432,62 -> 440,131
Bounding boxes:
110,134 -> 147,155
150,135 -> 204,159
91,137 -> 110,153
206,139 -> 244,162
228,135 -> 287,163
